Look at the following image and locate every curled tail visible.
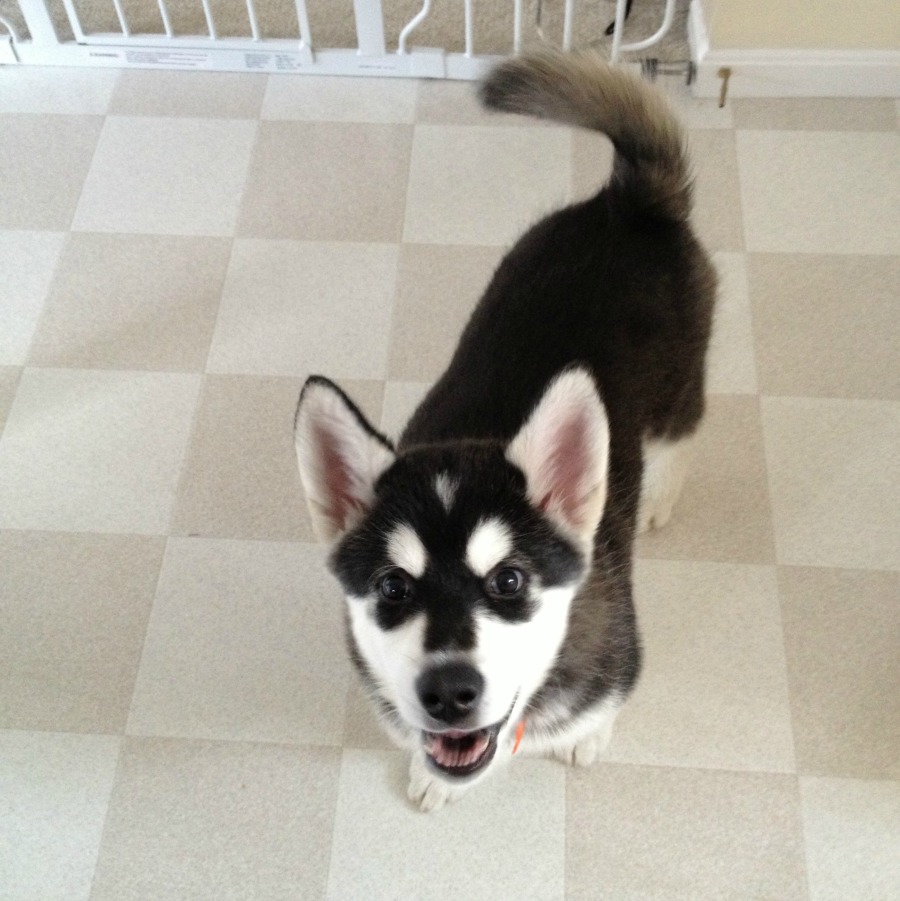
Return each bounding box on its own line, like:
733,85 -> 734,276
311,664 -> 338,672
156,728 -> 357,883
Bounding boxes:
479,49 -> 693,222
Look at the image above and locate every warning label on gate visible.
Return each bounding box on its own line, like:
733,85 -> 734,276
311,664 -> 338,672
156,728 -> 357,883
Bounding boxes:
126,50 -> 211,68
245,53 -> 307,72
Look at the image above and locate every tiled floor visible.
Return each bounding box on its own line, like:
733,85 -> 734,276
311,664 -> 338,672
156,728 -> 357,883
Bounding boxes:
1,64 -> 898,901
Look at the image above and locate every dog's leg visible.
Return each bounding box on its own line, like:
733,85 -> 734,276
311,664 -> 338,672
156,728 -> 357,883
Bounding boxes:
407,749 -> 468,813
550,702 -> 621,767
637,433 -> 695,533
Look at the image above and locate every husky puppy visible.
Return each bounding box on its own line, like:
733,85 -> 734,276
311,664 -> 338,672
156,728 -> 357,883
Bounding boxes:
294,50 -> 716,811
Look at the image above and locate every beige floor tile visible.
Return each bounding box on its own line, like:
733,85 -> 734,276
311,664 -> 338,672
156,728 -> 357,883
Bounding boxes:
127,538 -> 350,745
207,239 -> 398,378
264,74 -> 418,122
608,560 -> 794,772
737,130 -> 900,255
381,380 -> 431,441
732,97 -> 897,131
327,749 -> 565,900
800,776 -> 900,901
762,397 -> 900,570
237,121 -> 412,241
28,233 -> 230,371
172,374 -> 382,542
0,369 -> 200,534
0,114 -> 102,229
566,764 -> 807,901
0,66 -> 117,114
0,731 -> 120,901
387,243 -> 503,381
707,252 -> 758,394
637,395 -> 776,564
403,124 -> 571,246
780,567 -> 900,780
0,532 -> 164,733
74,117 -> 257,236
90,737 -> 341,901
660,75 -> 735,130
689,129 -> 745,252
110,69 -> 266,118
0,230 -> 65,365
750,254 -> 900,401
0,367 -> 20,431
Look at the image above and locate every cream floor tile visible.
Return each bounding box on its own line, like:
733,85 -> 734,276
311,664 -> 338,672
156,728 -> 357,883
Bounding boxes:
761,397 -> 900,570
0,114 -> 103,230
381,380 -> 431,441
207,240 -> 398,378
566,764 -> 807,901
90,737 -> 341,901
416,78 -> 558,127
0,731 -> 120,901
800,776 -> 900,901
109,70 -> 267,118
237,121 -> 412,241
737,130 -> 900,255
750,254 -> 900,401
0,230 -> 66,365
127,538 -> 350,745
780,567 -> 900,780
327,749 -> 565,900
689,129 -> 745,252
0,532 -> 164,733
0,66 -> 118,114
73,117 -> 257,236
0,367 -> 20,432
660,75 -> 735,129
264,73 -> 418,122
387,243 -> 503,382
607,560 -> 795,772
28,233 -> 231,371
0,369 -> 200,534
732,97 -> 897,131
403,124 -> 572,246
636,395 -> 776,564
342,678 -> 396,751
706,252 -> 758,394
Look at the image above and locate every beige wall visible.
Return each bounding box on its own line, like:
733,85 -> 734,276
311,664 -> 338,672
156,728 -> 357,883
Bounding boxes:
702,0 -> 900,51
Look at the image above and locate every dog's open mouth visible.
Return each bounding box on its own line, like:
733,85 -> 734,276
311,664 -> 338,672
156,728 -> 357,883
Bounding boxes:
423,723 -> 501,778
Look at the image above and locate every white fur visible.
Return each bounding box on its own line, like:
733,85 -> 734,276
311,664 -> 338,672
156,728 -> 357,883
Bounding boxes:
434,472 -> 458,512
387,523 -> 428,579
465,517 -> 513,577
637,433 -> 695,533
294,381 -> 394,541
521,693 -> 623,765
506,368 -> 609,550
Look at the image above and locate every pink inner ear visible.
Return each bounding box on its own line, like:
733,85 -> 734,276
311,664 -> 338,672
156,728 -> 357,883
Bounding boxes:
547,413 -> 593,528
315,423 -> 361,531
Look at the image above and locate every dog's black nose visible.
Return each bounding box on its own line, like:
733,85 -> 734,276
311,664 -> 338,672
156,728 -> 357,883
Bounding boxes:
416,662 -> 484,725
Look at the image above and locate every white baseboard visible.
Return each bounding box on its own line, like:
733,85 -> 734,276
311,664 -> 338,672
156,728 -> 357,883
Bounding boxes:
688,0 -> 900,98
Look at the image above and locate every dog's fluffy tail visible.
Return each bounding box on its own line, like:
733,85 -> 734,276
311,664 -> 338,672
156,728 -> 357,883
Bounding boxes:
479,49 -> 692,222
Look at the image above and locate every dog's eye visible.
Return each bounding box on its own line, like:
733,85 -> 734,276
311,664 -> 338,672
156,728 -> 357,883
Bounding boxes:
380,571 -> 411,602
489,567 -> 525,597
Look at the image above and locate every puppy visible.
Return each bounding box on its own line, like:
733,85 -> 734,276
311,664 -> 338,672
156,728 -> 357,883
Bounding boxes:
294,49 -> 715,811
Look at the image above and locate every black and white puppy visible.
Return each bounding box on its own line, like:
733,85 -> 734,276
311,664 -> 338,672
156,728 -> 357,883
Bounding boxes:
294,50 -> 716,811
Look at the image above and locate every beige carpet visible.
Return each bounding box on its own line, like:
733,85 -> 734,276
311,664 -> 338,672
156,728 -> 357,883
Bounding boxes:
2,1 -> 690,62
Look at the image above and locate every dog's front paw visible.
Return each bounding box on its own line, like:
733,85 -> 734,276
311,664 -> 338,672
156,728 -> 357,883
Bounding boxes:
407,753 -> 464,812
553,732 -> 604,767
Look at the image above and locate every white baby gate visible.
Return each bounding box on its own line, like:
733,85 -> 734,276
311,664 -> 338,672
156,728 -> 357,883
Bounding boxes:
0,0 -> 677,78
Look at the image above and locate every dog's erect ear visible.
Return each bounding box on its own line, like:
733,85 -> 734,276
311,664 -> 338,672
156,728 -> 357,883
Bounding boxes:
294,376 -> 395,543
506,367 -> 610,546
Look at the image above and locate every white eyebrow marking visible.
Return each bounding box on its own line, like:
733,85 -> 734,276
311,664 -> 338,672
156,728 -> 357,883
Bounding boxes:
386,523 -> 428,578
465,517 -> 513,577
434,472 -> 458,512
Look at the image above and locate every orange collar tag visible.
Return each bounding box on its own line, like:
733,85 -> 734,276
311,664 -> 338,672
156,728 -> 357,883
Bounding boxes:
512,720 -> 526,754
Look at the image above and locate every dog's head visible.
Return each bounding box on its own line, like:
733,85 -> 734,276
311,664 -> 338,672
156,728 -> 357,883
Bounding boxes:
294,368 -> 609,782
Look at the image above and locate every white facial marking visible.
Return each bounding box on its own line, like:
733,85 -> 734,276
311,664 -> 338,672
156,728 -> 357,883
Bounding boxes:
465,517 -> 513,578
434,472 -> 458,512
387,523 -> 428,579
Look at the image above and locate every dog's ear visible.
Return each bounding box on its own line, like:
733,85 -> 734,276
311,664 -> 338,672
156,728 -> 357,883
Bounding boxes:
506,367 -> 609,546
294,377 -> 395,543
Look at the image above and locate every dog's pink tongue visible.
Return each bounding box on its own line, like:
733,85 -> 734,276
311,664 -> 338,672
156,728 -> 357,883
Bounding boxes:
429,732 -> 489,770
